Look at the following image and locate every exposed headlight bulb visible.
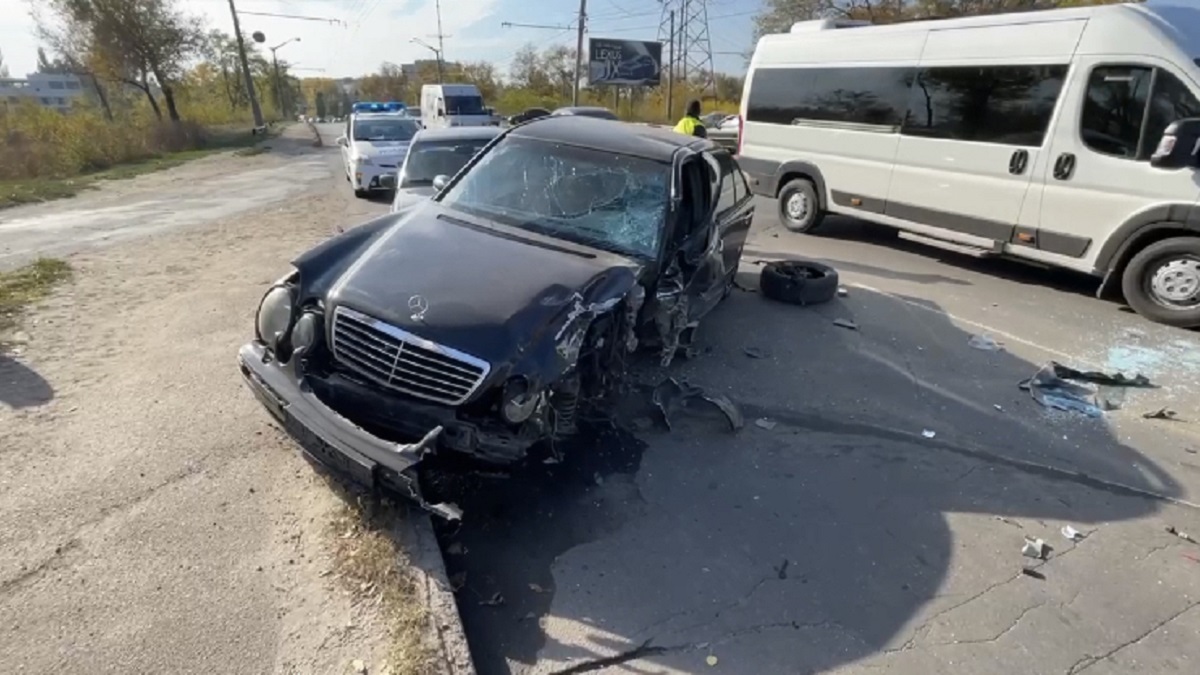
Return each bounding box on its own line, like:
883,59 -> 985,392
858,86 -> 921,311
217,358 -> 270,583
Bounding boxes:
500,377 -> 539,424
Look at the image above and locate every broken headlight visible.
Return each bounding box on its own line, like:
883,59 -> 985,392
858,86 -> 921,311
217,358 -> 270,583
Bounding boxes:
291,311 -> 322,353
255,285 -> 295,351
500,377 -> 539,424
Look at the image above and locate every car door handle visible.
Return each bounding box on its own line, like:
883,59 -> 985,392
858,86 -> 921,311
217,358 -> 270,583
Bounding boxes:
1052,153 -> 1076,181
1008,149 -> 1029,175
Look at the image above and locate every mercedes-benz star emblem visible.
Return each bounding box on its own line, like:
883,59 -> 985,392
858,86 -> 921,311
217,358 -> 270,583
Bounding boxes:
408,294 -> 429,322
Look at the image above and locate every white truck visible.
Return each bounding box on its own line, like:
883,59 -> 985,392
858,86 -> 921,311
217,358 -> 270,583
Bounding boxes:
737,0 -> 1200,327
420,84 -> 492,129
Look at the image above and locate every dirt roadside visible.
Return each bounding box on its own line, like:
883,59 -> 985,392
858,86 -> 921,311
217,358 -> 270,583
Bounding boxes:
0,125 -> 469,674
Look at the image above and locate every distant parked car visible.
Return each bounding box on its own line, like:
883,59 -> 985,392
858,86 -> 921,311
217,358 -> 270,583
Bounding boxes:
388,126 -> 501,213
508,107 -> 551,126
550,106 -> 619,121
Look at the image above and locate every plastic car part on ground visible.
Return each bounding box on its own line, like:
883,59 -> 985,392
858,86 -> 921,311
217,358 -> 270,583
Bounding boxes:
651,377 -> 744,432
1018,361 -> 1154,418
759,260 -> 840,306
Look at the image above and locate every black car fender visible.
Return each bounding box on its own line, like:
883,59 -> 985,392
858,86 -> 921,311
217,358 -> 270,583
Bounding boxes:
504,266 -> 641,387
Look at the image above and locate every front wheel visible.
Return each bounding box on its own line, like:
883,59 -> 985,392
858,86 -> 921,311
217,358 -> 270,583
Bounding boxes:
777,178 -> 825,233
1121,236 -> 1200,328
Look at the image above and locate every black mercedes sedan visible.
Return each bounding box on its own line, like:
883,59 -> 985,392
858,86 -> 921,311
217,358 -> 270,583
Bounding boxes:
237,115 -> 754,517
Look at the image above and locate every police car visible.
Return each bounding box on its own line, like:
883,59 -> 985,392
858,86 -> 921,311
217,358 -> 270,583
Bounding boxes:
335,102 -> 421,198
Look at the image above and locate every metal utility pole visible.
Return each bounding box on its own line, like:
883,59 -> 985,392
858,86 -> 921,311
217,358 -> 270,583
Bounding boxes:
665,9 -> 675,120
658,0 -> 716,99
572,0 -> 587,106
435,0 -> 447,65
228,0 -> 264,127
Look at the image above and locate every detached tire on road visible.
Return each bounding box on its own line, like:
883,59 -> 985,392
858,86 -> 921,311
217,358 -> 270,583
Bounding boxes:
760,260 -> 839,306
1120,236 -> 1200,328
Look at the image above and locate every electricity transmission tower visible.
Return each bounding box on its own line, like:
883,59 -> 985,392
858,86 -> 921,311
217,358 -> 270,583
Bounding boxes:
657,0 -> 716,98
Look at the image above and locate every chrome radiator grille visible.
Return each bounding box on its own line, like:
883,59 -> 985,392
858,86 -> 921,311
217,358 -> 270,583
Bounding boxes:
331,306 -> 490,406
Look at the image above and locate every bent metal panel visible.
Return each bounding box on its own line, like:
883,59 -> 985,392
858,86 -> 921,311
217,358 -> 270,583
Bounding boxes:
588,37 -> 663,87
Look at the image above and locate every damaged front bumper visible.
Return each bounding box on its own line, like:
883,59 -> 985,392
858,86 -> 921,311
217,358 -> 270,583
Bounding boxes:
237,341 -> 461,519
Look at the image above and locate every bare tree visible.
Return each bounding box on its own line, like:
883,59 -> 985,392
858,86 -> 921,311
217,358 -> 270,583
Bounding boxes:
38,0 -> 205,122
0,48 -> 9,78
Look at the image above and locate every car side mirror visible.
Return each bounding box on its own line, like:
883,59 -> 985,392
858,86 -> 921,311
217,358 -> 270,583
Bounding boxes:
1150,118 -> 1200,170
432,174 -> 450,191
335,135 -> 348,147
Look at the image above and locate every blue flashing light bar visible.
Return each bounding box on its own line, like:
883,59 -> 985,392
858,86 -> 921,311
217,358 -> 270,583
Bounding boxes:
352,101 -> 407,113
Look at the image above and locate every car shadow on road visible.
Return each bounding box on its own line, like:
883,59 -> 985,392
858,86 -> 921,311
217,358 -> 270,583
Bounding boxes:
428,268 -> 1181,674
802,214 -> 1100,298
0,354 -> 54,409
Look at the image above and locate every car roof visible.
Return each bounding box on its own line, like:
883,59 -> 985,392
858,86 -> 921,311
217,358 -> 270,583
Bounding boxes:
353,112 -> 415,121
509,115 -> 714,162
413,127 -> 502,142
553,106 -> 613,115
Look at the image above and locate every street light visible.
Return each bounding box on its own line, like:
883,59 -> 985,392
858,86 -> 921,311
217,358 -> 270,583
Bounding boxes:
269,37 -> 301,117
410,37 -> 445,82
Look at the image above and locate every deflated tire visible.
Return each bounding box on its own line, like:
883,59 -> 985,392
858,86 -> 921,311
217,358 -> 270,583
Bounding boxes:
760,260 -> 839,306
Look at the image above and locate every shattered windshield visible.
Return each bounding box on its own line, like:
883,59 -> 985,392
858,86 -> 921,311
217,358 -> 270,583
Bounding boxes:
399,139 -> 492,187
438,137 -> 669,259
353,118 -> 419,142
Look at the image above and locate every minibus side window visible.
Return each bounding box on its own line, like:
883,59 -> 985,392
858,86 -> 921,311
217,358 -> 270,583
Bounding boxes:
1080,66 -> 1152,159
1140,70 -> 1200,160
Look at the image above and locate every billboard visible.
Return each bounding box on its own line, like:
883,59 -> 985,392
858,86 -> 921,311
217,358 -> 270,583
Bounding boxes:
588,37 -> 663,87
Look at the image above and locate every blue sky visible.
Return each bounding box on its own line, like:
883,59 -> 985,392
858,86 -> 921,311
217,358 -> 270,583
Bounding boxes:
0,0 -> 760,80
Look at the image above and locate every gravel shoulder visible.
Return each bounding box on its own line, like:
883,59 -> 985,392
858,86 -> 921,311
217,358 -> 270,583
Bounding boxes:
0,126 -> 443,674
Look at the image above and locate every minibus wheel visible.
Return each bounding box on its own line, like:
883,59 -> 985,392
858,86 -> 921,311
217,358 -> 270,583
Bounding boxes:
1121,236 -> 1200,328
777,178 -> 824,233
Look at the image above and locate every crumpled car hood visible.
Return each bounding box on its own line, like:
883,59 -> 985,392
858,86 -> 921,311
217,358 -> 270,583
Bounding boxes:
327,204 -> 642,370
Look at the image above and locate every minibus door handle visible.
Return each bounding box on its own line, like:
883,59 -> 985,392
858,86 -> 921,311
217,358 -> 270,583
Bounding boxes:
1008,149 -> 1029,175
1053,153 -> 1076,181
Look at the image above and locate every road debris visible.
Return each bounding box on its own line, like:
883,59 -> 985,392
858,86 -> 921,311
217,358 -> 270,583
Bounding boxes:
833,318 -> 859,331
743,346 -> 768,359
837,286 -> 848,297
528,583 -> 550,593
706,655 -> 719,667
1166,526 -> 1197,543
352,658 -> 367,674
1022,537 -> 1049,559
651,377 -> 744,432
921,429 -> 936,439
479,592 -> 505,607
1143,407 -> 1179,421
1061,525 -> 1086,541
1021,568 -> 1046,580
968,334 -> 1001,351
755,418 -> 777,430
1019,361 -> 1153,418
995,516 -> 1022,528
775,558 -> 790,580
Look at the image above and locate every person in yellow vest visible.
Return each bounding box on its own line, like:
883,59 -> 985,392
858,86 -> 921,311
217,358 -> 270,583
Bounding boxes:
673,99 -> 708,138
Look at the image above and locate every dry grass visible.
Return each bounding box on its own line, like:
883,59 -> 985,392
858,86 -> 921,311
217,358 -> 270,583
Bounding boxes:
0,118 -> 282,209
0,258 -> 72,335
327,497 -> 436,675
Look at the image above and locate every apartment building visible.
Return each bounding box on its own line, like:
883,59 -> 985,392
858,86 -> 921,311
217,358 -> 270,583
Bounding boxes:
0,72 -> 87,111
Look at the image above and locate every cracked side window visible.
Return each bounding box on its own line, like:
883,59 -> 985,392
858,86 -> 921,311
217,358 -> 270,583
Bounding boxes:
440,137 -> 670,259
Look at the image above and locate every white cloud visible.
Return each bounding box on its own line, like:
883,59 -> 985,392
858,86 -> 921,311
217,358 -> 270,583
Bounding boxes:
0,0 -> 506,79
